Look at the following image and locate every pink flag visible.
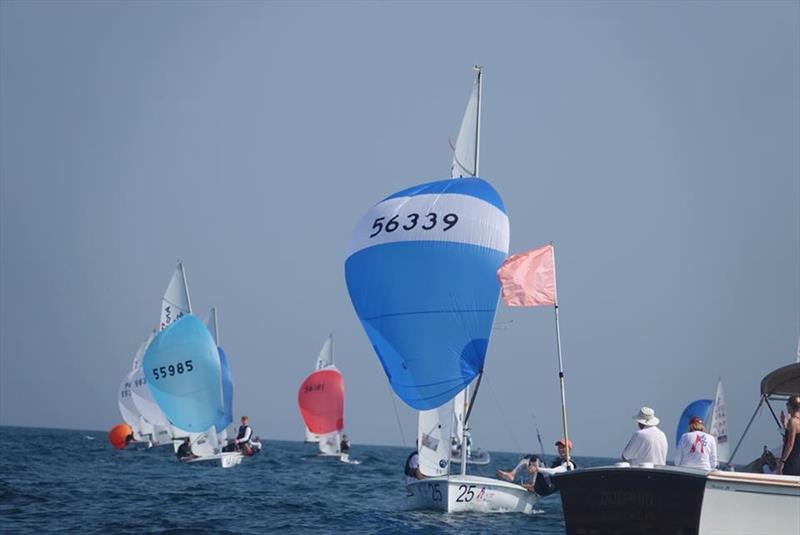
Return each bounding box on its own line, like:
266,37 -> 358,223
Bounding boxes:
496,244 -> 557,307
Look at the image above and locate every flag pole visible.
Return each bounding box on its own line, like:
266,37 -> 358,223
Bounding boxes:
551,243 -> 572,467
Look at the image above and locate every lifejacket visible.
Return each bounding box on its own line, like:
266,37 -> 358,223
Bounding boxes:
404,451 -> 419,478
236,425 -> 252,443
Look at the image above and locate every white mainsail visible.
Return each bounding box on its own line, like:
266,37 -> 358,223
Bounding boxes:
450,71 -> 480,179
118,371 -> 153,443
316,334 -> 334,370
709,378 -> 729,463
418,404 -> 455,477
160,261 -> 192,330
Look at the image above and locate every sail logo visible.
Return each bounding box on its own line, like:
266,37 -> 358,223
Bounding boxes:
304,383 -> 325,393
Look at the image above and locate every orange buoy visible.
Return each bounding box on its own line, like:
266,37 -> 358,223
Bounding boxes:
108,423 -> 134,449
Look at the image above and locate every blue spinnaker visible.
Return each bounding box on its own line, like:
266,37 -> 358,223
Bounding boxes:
345,178 -> 510,410
143,314 -> 224,432
216,346 -> 234,433
675,399 -> 713,446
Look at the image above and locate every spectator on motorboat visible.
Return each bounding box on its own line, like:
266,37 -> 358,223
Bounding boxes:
621,406 -> 668,466
758,446 -> 778,474
777,395 -> 800,476
675,416 -> 718,470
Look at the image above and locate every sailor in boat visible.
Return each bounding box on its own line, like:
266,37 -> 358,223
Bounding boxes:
403,445 -> 425,484
778,395 -> 800,476
224,415 -> 257,455
340,434 -> 351,455
675,416 -> 718,470
497,438 -> 577,496
176,438 -> 197,460
621,406 -> 668,466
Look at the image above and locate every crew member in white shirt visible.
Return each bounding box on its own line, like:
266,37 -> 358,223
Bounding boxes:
675,416 -> 718,470
622,406 -> 669,466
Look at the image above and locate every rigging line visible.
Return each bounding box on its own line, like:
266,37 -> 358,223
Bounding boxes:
483,372 -> 521,453
387,388 -> 407,447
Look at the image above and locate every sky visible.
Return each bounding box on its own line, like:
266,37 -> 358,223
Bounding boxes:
1,1 -> 798,461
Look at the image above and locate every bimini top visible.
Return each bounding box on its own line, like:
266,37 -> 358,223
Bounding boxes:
760,362 -> 800,397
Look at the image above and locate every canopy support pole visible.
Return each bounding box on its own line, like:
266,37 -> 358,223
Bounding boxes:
728,396 -> 765,465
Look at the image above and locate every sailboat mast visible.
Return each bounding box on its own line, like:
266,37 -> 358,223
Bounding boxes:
460,66 -> 483,478
474,65 -> 482,177
178,260 -> 193,314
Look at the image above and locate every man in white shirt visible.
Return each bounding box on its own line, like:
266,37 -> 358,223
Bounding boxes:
622,406 -> 668,466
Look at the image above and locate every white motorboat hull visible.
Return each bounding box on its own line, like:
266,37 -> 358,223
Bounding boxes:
555,465 -> 800,535
405,474 -> 538,513
699,471 -> 800,535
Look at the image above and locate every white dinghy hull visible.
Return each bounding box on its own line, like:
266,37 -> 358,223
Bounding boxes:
406,475 -> 538,513
186,451 -> 243,469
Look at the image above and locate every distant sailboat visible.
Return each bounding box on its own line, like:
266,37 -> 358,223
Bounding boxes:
298,334 -> 349,461
144,314 -> 250,468
303,335 -> 334,443
674,378 -> 729,465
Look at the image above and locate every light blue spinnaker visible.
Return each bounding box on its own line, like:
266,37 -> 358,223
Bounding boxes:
143,314 -> 224,432
216,346 -> 234,433
675,399 -> 713,447
345,177 -> 509,410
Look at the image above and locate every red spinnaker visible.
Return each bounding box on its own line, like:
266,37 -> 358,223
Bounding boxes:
298,368 -> 344,434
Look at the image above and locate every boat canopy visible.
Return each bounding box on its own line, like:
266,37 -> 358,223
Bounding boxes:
760,363 -> 800,397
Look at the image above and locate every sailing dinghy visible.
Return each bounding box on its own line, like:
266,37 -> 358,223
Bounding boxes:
143,313 -> 251,468
345,67 -> 535,513
298,335 -> 350,461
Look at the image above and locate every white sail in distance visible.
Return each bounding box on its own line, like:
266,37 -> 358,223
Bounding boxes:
709,378 -> 729,463
160,261 -> 192,330
316,334 -> 334,370
206,306 -> 219,346
450,69 -> 481,179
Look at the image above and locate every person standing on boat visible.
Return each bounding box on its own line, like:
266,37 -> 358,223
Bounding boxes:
340,434 -> 351,455
777,395 -> 800,476
225,415 -> 255,453
621,406 -> 668,466
675,416 -> 718,470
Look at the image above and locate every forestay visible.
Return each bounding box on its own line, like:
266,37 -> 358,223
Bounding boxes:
344,178 -> 510,410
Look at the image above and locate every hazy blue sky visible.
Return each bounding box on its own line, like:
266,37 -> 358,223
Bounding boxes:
1,1 -> 798,460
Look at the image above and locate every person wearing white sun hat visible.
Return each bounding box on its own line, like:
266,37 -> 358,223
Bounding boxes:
621,406 -> 669,466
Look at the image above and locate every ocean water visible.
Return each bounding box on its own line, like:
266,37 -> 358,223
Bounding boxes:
0,426 -> 616,534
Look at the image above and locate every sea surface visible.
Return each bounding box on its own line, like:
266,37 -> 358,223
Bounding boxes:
0,426 -> 617,534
